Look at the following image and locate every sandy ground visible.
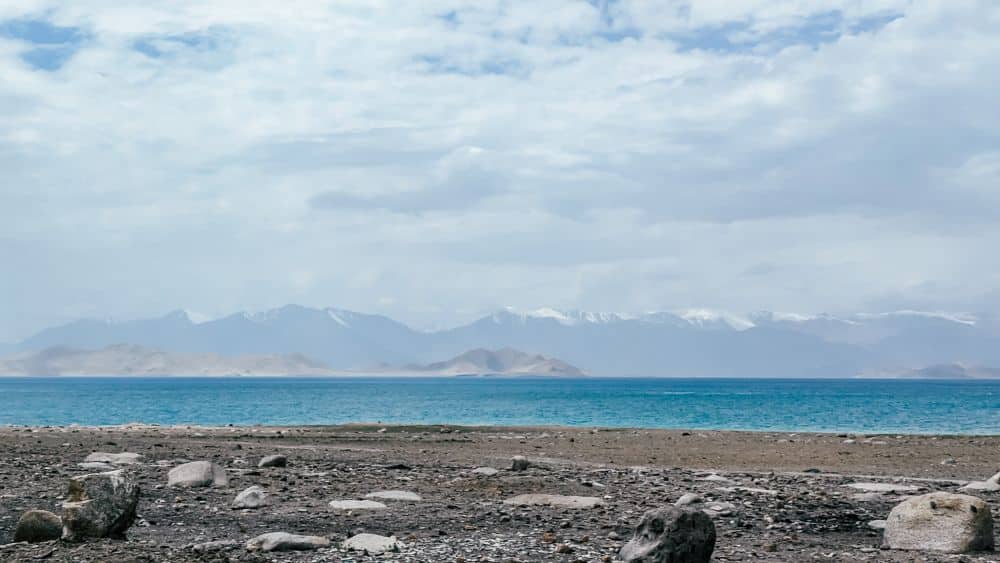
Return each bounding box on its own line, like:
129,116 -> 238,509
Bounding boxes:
1,424 -> 999,562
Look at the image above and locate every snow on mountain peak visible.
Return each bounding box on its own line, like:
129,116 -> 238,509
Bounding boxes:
676,309 -> 755,331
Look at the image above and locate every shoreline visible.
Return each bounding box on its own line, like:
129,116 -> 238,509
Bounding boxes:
2,424 -> 999,561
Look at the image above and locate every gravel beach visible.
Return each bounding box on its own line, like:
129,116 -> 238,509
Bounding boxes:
1,424 -> 998,562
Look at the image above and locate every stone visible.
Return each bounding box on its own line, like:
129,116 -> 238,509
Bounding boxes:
700,502 -> 737,519
13,510 -> 62,543
511,456 -> 530,471
503,494 -> 604,509
77,462 -> 115,471
868,519 -> 887,531
61,469 -> 139,541
675,493 -> 703,507
84,452 -> 143,465
232,486 -> 269,509
328,499 -> 388,511
619,506 -> 716,563
342,533 -> 401,554
190,539 -> 239,552
365,490 -> 422,501
472,467 -> 500,476
695,474 -> 734,484
167,461 -> 228,488
845,482 -> 919,493
959,471 -> 1000,492
246,532 -> 330,552
883,492 -> 993,554
258,454 -> 287,468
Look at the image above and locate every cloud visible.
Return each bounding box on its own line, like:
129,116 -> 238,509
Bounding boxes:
1,1 -> 999,340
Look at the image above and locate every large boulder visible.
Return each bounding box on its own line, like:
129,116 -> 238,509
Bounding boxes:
167,461 -> 228,488
61,469 -> 139,541
619,506 -> 716,563
246,532 -> 330,552
13,510 -> 62,543
883,492 -> 994,553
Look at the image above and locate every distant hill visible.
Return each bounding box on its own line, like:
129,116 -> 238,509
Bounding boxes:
860,363 -> 1000,379
0,344 -> 334,376
10,305 -> 1000,376
406,348 -> 583,376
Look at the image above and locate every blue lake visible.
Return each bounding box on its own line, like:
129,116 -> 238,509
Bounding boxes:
0,377 -> 997,434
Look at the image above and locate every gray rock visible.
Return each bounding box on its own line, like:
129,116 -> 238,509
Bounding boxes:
13,510 -> 62,543
167,461 -> 228,488
845,482 -> 919,493
695,474 -> 734,484
84,452 -> 143,465
883,492 -> 994,554
700,501 -> 737,519
328,499 -> 388,511
232,486 -> 269,509
868,519 -> 887,531
190,539 -> 239,552
472,467 -> 500,476
77,462 -> 115,471
342,533 -> 401,554
959,471 -> 1000,492
503,494 -> 604,509
619,506 -> 716,563
246,532 -> 330,552
511,455 -> 530,471
61,469 -> 139,541
258,454 -> 287,468
675,493 -> 703,507
365,490 -> 422,501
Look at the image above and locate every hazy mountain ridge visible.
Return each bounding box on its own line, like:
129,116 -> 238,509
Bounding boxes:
10,306 -> 1000,377
407,348 -> 583,376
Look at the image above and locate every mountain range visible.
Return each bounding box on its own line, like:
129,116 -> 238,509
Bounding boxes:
6,305 -> 1000,377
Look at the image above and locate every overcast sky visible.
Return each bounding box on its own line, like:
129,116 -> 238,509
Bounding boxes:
2,1 -> 999,341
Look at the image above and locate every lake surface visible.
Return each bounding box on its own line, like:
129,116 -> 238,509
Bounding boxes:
1,377 -> 996,434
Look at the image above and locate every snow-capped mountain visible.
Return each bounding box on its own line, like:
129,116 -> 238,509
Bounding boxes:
10,305 -> 1000,377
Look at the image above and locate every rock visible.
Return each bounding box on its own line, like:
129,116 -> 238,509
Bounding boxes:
700,502 -> 737,519
61,469 -> 139,541
246,532 -> 330,552
845,482 -> 919,493
619,506 -> 716,563
13,510 -> 62,543
675,493 -> 703,507
511,455 -> 530,471
365,490 -> 422,501
190,539 -> 239,552
328,500 -> 388,511
84,452 -> 142,465
883,492 -> 994,554
77,462 -> 115,471
503,494 -> 604,509
472,467 -> 500,476
959,471 -> 1000,492
695,474 -> 734,484
258,454 -> 287,468
342,533 -> 401,554
232,486 -> 269,509
167,461 -> 228,488
868,519 -> 887,530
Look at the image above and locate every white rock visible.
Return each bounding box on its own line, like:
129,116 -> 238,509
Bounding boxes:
701,501 -> 738,519
232,486 -> 269,509
258,455 -> 287,468
868,519 -> 887,530
84,452 -> 143,465
167,461 -> 228,488
246,532 -> 330,552
675,493 -> 704,506
845,482 -> 919,493
78,462 -> 115,471
503,494 -> 604,509
884,492 -> 994,553
696,474 -> 734,484
342,533 -> 401,554
959,472 -> 1000,492
365,490 -> 422,502
472,467 -> 500,476
328,500 -> 388,511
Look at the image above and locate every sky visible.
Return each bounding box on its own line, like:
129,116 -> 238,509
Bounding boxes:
1,1 -> 999,341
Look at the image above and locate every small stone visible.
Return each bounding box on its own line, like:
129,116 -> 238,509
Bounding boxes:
472,467 -> 500,476
328,499 -> 388,511
258,455 -> 287,468
84,452 -> 143,465
246,532 -> 330,552
190,539 -> 239,552
232,486 -> 270,509
511,456 -> 530,471
555,543 -> 574,553
365,490 -> 422,501
845,482 -> 919,494
13,510 -> 62,543
675,493 -> 704,507
342,533 -> 401,554
503,494 -> 604,509
167,461 -> 228,488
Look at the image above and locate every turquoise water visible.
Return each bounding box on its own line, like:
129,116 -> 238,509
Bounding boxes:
0,377 -> 997,434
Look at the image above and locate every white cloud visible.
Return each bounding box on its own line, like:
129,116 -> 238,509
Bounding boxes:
1,1 -> 999,339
